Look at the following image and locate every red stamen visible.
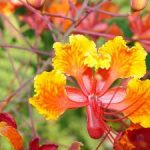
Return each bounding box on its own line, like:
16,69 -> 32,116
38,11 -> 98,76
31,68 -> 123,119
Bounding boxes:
104,101 -> 145,122
102,123 -> 116,142
95,128 -> 111,150
104,86 -> 121,110
103,94 -> 145,116
97,108 -> 116,142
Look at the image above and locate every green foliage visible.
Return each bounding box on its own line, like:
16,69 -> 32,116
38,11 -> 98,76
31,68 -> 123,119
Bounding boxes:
0,137 -> 13,150
146,53 -> 150,70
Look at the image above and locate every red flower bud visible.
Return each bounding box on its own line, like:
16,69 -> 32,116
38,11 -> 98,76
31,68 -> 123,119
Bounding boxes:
130,0 -> 148,11
29,137 -> 58,150
26,0 -> 45,9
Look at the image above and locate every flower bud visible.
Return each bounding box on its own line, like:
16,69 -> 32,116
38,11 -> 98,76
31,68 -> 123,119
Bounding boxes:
130,0 -> 148,11
26,0 -> 45,9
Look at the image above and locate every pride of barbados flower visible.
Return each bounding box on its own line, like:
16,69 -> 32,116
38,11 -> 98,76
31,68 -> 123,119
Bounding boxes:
114,124 -> 150,149
29,35 -> 150,140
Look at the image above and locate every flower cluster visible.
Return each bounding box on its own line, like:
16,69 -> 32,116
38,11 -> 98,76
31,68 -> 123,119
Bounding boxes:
29,34 -> 150,145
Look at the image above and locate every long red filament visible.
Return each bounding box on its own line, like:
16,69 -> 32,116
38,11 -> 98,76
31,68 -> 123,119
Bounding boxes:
95,128 -> 111,150
104,86 -> 121,110
103,95 -> 144,116
104,101 -> 145,122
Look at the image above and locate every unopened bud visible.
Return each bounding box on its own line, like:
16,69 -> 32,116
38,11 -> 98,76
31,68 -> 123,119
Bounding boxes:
26,0 -> 45,9
130,0 -> 148,11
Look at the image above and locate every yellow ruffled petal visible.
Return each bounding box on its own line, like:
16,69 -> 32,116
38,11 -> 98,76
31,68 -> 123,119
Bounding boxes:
84,50 -> 111,70
29,70 -> 86,120
99,36 -> 147,78
29,70 -> 68,120
52,34 -> 96,77
123,79 -> 150,127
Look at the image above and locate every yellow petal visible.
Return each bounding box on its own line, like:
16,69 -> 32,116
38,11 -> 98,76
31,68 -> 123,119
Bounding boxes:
99,36 -> 147,79
124,79 -> 150,127
29,70 -> 85,120
29,70 -> 68,120
84,49 -> 111,70
52,34 -> 96,77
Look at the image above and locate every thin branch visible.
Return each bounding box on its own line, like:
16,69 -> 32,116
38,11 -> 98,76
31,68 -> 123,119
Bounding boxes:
86,6 -> 129,18
0,44 -> 53,56
63,0 -> 89,41
5,49 -> 22,85
1,15 -> 33,48
19,0 -> 58,41
41,12 -> 74,22
74,29 -> 150,45
28,103 -> 38,138
0,57 -> 51,112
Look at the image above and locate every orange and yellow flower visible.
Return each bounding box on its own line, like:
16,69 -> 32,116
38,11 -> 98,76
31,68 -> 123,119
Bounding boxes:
44,0 -> 76,31
114,124 -> 150,150
29,70 -> 87,120
76,1 -> 122,37
29,35 -> 150,140
0,1 -> 16,14
129,12 -> 150,52
0,0 -> 25,15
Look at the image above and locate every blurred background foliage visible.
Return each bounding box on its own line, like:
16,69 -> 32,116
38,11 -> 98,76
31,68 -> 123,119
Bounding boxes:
0,0 -> 150,150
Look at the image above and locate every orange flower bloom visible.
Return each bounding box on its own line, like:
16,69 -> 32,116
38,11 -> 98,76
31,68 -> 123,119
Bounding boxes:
0,0 -> 25,14
0,1 -> 16,14
76,1 -> 122,38
44,0 -> 76,31
30,35 -> 149,142
114,124 -> 150,150
21,12 -> 48,35
129,12 -> 150,51
100,1 -> 119,20
74,1 -> 122,38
